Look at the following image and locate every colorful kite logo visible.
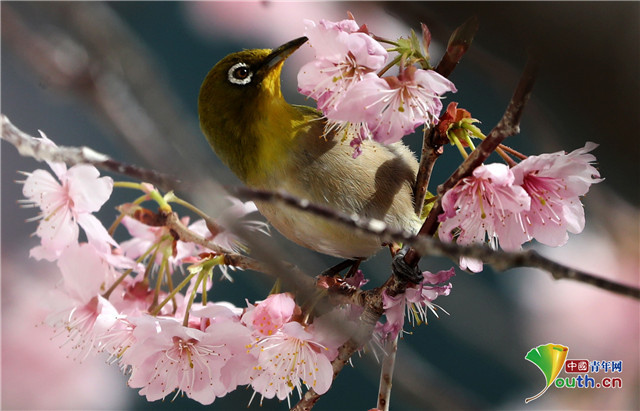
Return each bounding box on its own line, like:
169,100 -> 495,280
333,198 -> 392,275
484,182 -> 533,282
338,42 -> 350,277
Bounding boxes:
524,343 -> 569,403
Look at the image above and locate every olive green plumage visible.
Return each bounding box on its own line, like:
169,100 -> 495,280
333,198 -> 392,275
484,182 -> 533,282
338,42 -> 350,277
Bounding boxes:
198,38 -> 421,259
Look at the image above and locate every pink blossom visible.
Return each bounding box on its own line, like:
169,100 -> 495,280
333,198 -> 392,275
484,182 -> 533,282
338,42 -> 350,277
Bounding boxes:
512,142 -> 602,247
404,268 -> 455,325
124,316 -> 251,404
109,276 -> 181,318
303,18 -> 361,60
247,321 -> 333,404
119,215 -> 194,273
379,268 -> 454,341
438,163 -> 531,272
191,303 -> 256,390
305,307 -> 355,360
2,263 -> 128,410
46,243 -> 121,358
98,317 -> 137,365
243,293 -> 297,337
21,143 -> 115,261
297,18 -> 388,114
379,291 -> 405,341
240,294 -> 335,403
331,66 -> 456,145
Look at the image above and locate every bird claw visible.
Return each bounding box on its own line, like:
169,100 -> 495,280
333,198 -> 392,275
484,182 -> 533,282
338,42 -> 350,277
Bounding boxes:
392,247 -> 423,284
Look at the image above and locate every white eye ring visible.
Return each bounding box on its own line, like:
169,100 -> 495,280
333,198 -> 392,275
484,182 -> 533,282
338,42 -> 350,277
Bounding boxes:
227,62 -> 253,85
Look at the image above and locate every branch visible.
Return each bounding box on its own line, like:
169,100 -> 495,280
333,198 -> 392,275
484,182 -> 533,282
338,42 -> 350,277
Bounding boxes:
377,335 -> 399,411
230,186 -> 417,242
230,185 -> 640,300
1,114 -> 180,191
434,16 -> 479,78
408,237 -> 640,300
413,126 -> 449,215
413,17 -> 478,215
405,56 -> 538,267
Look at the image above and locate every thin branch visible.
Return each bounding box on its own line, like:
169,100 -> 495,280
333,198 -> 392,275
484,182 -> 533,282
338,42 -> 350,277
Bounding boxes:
230,186 -> 417,242
377,335 -> 399,411
434,16 -> 479,78
408,237 -> 640,300
413,126 -> 448,215
1,114 -> 180,190
413,17 -> 478,215
404,57 -> 538,267
229,185 -> 640,300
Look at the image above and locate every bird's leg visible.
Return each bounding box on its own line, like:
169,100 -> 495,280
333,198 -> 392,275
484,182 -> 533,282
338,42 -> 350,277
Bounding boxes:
345,258 -> 362,278
320,258 -> 359,277
391,245 -> 423,284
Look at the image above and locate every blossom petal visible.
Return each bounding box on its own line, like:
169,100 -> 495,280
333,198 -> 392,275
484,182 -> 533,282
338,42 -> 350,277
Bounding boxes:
66,165 -> 113,213
77,213 -> 118,250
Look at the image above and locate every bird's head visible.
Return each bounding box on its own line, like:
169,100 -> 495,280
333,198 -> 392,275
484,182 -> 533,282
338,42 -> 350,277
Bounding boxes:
198,37 -> 308,182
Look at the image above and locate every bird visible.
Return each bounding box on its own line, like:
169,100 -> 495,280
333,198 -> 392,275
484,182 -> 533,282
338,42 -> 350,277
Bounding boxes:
198,36 -> 422,265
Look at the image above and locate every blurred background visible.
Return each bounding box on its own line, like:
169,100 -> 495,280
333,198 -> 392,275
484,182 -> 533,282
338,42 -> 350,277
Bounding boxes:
2,2 -> 638,410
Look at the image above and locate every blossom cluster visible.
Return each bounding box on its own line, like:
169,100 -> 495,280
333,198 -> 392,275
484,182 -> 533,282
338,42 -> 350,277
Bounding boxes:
298,17 -> 456,157
298,17 -> 602,273
379,268 -> 455,341
438,143 -> 602,272
19,133 -> 449,406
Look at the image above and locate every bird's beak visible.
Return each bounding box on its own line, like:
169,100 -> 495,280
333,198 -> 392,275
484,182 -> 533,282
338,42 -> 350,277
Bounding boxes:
262,36 -> 308,70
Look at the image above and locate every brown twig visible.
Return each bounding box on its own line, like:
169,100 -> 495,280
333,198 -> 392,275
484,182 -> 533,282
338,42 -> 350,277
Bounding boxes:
408,237 -> 640,300
231,186 -> 417,241
434,16 -> 479,78
231,185 -> 640,301
404,57 -> 538,267
377,335 -> 399,411
413,18 -> 478,215
413,126 -> 449,215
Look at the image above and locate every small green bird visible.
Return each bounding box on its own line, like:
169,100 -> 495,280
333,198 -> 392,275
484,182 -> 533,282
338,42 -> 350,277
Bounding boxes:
198,37 -> 421,260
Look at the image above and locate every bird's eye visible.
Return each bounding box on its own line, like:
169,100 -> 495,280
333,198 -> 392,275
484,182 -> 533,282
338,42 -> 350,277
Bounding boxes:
228,62 -> 253,85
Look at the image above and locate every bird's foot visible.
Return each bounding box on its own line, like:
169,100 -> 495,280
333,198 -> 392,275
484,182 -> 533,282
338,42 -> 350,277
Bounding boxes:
392,246 -> 423,284
320,258 -> 361,277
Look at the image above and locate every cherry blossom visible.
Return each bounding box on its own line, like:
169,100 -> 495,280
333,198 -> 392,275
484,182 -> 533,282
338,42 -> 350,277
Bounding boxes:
333,66 -> 456,145
297,18 -> 388,115
379,268 -> 454,341
247,321 -> 333,405
243,292 -> 297,336
124,315 -> 252,404
119,215 -> 194,273
512,142 -> 602,247
404,268 -> 455,325
46,243 -> 121,359
438,163 -> 531,272
21,135 -> 116,261
239,293 -> 335,404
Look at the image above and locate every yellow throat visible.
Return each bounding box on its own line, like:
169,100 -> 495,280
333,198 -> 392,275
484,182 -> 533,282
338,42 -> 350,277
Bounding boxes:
198,37 -> 313,186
